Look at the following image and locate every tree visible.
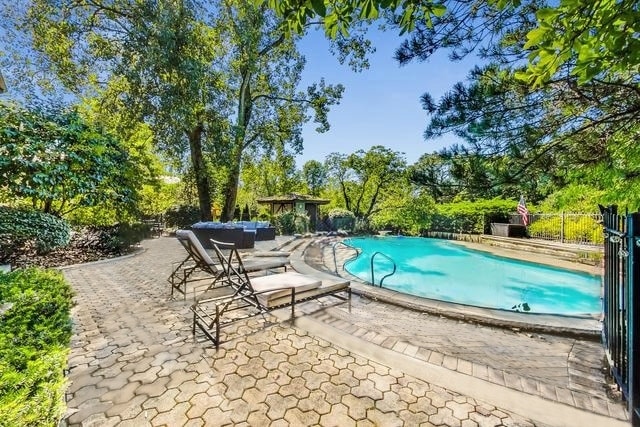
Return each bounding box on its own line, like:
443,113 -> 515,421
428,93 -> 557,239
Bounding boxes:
518,0 -> 640,86
14,0 -> 222,221
0,101 -> 139,215
14,0 -> 344,224
215,1 -> 343,221
325,145 -> 406,220
302,160 -> 328,196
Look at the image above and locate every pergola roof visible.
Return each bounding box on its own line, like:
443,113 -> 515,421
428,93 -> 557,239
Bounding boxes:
257,193 -> 329,205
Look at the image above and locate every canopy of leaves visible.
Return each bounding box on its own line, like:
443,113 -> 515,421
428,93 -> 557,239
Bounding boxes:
325,145 -> 407,220
0,101 -> 140,216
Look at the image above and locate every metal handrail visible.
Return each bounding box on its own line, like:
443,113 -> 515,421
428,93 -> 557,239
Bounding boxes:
370,251 -> 397,287
332,241 -> 361,274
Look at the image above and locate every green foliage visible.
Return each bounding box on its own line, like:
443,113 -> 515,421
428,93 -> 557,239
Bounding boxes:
0,101 -> 138,216
0,268 -> 73,426
325,146 -> 407,220
327,208 -> 356,231
302,160 -> 327,196
429,198 -> 516,234
519,0 -> 640,86
274,211 -> 309,235
262,0 -> 448,37
536,184 -> 604,213
528,215 -> 603,245
370,190 -> 436,236
164,205 -> 201,229
327,208 -> 355,219
0,207 -> 70,261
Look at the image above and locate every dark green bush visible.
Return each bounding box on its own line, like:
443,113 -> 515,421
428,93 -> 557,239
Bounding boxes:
0,268 -> 73,426
164,205 -> 200,228
0,207 -> 71,262
274,211 -> 309,235
428,199 -> 515,234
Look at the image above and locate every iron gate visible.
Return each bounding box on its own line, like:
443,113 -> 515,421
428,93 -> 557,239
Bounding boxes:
600,205 -> 640,425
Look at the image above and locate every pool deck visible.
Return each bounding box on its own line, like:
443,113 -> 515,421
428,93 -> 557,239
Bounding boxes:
59,235 -> 627,426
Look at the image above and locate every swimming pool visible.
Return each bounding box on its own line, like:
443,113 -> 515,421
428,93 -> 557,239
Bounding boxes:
343,237 -> 601,316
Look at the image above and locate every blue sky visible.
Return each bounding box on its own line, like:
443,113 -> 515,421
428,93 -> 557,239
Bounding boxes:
296,28 -> 479,167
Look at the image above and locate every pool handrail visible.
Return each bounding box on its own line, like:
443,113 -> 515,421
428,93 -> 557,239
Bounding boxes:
332,241 -> 361,274
371,251 -> 397,287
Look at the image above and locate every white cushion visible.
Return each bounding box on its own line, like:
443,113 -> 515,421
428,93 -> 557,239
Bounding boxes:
251,272 -> 321,306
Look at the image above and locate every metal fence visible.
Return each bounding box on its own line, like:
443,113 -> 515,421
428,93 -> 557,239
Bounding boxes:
509,212 -> 603,245
601,205 -> 640,426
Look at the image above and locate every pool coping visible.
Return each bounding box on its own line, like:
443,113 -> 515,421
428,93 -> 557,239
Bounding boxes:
297,237 -> 602,339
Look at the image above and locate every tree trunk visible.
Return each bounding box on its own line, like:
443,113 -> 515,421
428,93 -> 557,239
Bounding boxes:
221,69 -> 252,222
188,124 -> 213,222
220,149 -> 242,222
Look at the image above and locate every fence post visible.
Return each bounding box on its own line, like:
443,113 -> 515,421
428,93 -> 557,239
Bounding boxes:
628,213 -> 640,426
560,211 -> 565,243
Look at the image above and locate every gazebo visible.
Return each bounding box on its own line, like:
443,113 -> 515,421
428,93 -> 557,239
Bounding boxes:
257,193 -> 329,231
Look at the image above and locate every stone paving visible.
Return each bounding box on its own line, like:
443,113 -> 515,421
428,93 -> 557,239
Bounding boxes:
60,236 -> 627,426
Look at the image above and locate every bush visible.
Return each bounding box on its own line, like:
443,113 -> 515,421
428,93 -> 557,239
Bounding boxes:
327,208 -> 355,231
164,205 -> 200,229
274,211 -> 310,235
428,199 -> 515,234
0,207 -> 71,262
0,268 -> 73,426
75,223 -> 148,253
529,215 -> 603,244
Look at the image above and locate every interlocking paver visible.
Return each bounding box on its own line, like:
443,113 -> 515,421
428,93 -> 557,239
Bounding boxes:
60,237 -> 625,427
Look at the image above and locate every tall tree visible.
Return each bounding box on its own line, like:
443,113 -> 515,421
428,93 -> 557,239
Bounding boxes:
213,1 -> 343,221
325,145 -> 406,220
302,160 -> 327,196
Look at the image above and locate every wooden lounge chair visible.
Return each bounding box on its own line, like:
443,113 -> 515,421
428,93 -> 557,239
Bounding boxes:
168,230 -> 288,299
191,255 -> 351,347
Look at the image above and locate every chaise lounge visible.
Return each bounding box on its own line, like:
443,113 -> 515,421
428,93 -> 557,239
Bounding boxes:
191,241 -> 351,347
168,230 -> 288,299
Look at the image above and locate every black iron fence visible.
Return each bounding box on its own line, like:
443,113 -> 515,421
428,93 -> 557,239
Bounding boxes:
509,212 -> 603,245
600,205 -> 640,426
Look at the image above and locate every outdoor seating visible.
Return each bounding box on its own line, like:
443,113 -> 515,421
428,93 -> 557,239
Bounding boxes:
168,230 -> 288,299
191,222 -> 256,249
191,253 -> 351,347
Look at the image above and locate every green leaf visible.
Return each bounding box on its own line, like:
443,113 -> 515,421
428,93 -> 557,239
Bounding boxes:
310,0 -> 326,17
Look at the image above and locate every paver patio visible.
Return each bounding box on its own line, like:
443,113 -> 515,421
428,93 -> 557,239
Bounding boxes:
60,236 -> 627,426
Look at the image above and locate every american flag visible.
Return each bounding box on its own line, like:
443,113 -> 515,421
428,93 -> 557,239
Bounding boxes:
517,196 -> 529,226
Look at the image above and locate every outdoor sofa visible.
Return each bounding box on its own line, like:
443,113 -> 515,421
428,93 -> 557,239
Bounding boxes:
191,221 -> 276,249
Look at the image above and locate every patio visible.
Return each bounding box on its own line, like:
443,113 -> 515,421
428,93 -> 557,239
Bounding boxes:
59,236 -> 627,426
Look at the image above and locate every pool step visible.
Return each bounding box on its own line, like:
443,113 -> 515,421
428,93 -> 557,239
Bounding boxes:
480,235 -> 602,265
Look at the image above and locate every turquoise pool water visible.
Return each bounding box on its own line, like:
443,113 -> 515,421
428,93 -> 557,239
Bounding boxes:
344,237 -> 601,315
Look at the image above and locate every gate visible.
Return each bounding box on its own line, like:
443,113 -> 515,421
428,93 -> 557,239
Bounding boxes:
600,205 -> 640,425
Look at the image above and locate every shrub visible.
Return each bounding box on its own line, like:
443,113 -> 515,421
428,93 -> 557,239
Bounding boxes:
529,215 -> 603,244
429,199 -> 515,234
0,207 -> 71,262
164,205 -> 200,228
327,208 -> 355,231
274,211 -> 309,235
0,268 -> 73,426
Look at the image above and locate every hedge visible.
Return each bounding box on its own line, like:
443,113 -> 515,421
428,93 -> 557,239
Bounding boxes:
0,268 -> 73,426
428,199 -> 516,234
0,207 -> 71,261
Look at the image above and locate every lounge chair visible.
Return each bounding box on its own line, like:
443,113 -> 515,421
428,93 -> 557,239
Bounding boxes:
191,258 -> 351,347
168,230 -> 288,299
